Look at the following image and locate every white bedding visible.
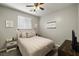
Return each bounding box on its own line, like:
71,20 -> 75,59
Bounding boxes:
17,36 -> 55,56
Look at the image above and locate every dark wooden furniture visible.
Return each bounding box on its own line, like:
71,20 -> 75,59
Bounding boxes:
58,40 -> 79,56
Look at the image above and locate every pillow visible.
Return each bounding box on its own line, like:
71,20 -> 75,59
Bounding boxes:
21,32 -> 27,38
17,29 -> 27,38
19,33 -> 22,38
17,30 -> 22,38
17,29 -> 36,38
27,29 -> 36,38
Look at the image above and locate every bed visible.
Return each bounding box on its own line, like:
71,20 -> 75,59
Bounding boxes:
17,29 -> 55,56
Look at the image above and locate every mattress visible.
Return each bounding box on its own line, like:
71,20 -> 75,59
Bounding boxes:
17,36 -> 55,56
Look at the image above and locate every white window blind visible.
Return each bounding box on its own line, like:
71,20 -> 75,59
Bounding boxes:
18,16 -> 32,29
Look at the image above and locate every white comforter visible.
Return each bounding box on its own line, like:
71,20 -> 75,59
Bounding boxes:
17,36 -> 55,56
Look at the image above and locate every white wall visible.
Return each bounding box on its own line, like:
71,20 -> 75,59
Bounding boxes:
77,4 -> 79,42
38,4 -> 78,45
0,6 -> 39,49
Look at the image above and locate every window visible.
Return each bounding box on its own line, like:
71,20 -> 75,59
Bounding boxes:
18,16 -> 32,29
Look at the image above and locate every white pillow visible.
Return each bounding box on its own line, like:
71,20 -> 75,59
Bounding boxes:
27,30 -> 36,38
17,29 -> 27,38
17,30 -> 22,38
17,29 -> 36,38
21,32 -> 27,38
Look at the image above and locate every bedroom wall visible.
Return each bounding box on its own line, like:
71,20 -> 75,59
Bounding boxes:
77,4 -> 79,41
0,6 -> 39,49
38,4 -> 78,45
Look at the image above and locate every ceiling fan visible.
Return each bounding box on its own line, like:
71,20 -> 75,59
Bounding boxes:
26,3 -> 44,12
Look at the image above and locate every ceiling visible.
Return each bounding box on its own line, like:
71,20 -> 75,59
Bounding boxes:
0,3 -> 73,17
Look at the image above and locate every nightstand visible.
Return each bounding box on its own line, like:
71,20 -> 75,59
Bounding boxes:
6,40 -> 17,52
58,40 -> 79,56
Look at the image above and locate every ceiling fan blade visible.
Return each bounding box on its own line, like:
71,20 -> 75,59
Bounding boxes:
40,7 -> 44,10
34,3 -> 38,6
26,5 -> 33,7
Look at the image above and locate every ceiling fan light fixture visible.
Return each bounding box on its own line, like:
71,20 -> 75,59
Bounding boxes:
33,6 -> 36,9
33,6 -> 40,11
26,3 -> 44,12
37,6 -> 40,10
